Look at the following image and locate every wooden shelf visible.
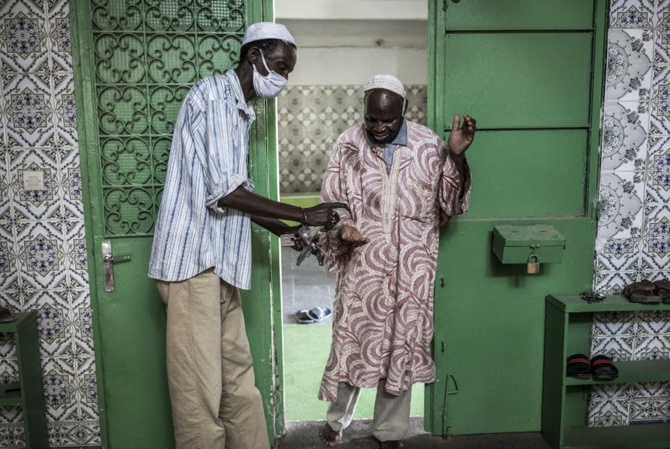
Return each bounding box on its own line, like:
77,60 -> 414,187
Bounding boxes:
542,295 -> 670,449
546,294 -> 670,313
0,311 -> 48,448
564,359 -> 670,385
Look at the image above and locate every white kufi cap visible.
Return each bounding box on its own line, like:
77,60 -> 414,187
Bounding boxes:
363,74 -> 406,98
242,22 -> 296,47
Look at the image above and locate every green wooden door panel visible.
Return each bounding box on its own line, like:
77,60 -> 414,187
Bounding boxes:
464,131 -> 588,218
96,240 -> 174,448
72,1 -> 283,447
442,34 -> 593,129
429,219 -> 596,434
427,0 -> 607,436
444,0 -> 594,30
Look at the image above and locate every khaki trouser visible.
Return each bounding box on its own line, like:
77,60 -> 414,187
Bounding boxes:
327,380 -> 412,442
156,270 -> 270,449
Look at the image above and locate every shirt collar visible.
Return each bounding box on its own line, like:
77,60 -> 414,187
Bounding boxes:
390,118 -> 408,146
226,69 -> 255,120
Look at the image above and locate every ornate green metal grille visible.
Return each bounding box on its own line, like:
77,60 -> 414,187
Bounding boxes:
92,0 -> 245,236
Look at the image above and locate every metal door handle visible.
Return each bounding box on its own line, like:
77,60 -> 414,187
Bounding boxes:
102,240 -> 132,292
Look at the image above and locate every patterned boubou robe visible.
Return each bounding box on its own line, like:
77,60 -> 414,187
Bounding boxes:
318,120 -> 472,402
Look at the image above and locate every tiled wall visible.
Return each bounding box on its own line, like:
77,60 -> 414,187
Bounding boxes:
589,0 -> 670,427
0,0 -> 667,447
0,0 -> 98,447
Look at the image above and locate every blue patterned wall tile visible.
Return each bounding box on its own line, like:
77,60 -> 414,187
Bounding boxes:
588,384 -> 632,427
592,310 -> 638,337
592,335 -> 636,360
654,13 -> 670,64
645,182 -> 670,228
2,74 -> 56,148
55,90 -> 77,146
607,29 -> 653,102
650,75 -> 670,132
595,269 -> 649,294
637,309 -> 670,332
42,364 -> 76,417
15,222 -> 67,291
597,172 -> 645,239
46,0 -> 72,71
610,3 -> 654,29
0,3 -> 49,74
48,421 -> 100,447
634,335 -> 670,360
0,162 -> 9,209
642,217 -> 670,266
601,102 -> 649,171
596,237 -> 643,271
629,394 -> 670,423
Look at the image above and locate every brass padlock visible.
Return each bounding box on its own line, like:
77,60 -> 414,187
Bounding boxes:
527,253 -> 540,274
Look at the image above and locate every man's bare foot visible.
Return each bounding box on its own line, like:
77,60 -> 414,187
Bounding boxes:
319,423 -> 343,447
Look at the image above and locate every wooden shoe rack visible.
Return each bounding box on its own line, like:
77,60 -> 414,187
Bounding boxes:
0,311 -> 48,448
542,294 -> 670,449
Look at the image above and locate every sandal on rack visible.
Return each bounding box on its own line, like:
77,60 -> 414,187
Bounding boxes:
566,353 -> 592,379
653,279 -> 670,304
623,280 -> 661,304
591,355 -> 619,381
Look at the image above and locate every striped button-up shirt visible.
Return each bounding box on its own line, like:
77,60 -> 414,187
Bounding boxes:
148,69 -> 256,289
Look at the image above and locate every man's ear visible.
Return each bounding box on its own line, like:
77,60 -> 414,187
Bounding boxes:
246,46 -> 261,65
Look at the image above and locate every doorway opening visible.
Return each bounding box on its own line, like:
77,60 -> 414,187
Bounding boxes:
274,0 -> 429,423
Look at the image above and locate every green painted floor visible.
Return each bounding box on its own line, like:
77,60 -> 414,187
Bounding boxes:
283,324 -> 425,421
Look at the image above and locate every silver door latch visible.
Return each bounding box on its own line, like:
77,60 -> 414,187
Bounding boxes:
102,240 -> 132,292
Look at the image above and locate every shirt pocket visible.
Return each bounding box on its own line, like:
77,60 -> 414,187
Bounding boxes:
399,178 -> 437,222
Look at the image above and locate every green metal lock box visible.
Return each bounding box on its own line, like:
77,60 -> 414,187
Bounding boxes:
492,225 -> 567,264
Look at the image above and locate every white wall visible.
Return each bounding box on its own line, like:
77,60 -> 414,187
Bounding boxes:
277,18 -> 428,85
275,0 -> 428,21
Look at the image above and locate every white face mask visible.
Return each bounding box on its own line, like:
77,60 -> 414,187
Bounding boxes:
252,51 -> 288,98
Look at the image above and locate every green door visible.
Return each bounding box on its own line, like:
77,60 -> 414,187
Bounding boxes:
426,0 -> 608,435
69,1 -> 283,447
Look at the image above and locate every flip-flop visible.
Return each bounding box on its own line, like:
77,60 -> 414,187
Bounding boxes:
653,279 -> 670,304
295,309 -> 317,324
566,353 -> 592,379
591,355 -> 618,381
623,280 -> 662,304
307,307 -> 331,322
295,307 -> 332,324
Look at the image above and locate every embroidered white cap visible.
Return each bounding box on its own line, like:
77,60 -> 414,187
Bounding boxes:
363,74 -> 406,98
242,22 -> 296,47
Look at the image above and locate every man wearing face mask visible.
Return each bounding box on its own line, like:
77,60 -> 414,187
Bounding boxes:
317,75 -> 476,449
149,22 -> 347,449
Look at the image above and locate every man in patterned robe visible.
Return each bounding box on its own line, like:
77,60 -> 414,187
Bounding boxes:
318,75 -> 476,449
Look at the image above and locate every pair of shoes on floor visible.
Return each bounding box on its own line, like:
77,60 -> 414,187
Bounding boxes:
566,353 -> 618,381
623,280 -> 670,304
295,307 -> 332,324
